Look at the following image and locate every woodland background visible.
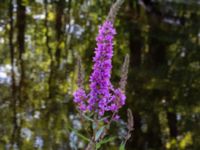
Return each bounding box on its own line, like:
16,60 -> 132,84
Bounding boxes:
0,0 -> 199,149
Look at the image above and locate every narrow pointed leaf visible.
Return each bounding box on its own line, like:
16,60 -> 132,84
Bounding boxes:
119,143 -> 125,150
95,126 -> 105,141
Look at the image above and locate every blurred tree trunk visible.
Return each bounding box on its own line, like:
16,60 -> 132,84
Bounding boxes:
145,14 -> 164,149
128,0 -> 142,68
17,0 -> 26,59
17,0 -> 26,100
55,0 -> 65,67
44,0 -> 54,100
146,112 -> 162,148
166,91 -> 178,138
9,0 -> 17,147
127,0 -> 144,149
43,1 -> 53,149
16,0 -> 26,148
48,0 -> 65,100
44,0 -> 65,149
147,24 -> 167,70
44,0 -> 52,58
129,22 -> 142,67
146,12 -> 177,147
167,110 -> 178,138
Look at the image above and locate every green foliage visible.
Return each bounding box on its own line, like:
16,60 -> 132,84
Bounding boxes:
119,143 -> 125,150
96,136 -> 116,149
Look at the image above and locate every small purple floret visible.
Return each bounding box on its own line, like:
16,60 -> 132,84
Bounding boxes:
73,88 -> 87,111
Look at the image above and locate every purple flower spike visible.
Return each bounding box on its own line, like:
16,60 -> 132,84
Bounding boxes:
73,20 -> 127,117
88,21 -> 116,115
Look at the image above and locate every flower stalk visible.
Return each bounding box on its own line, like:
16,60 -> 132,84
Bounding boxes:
72,0 -> 133,149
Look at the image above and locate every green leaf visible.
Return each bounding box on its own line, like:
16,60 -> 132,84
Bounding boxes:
74,130 -> 90,142
99,136 -> 116,145
96,136 -> 116,149
82,114 -> 94,122
95,126 -> 105,141
68,126 -> 90,142
119,143 -> 125,150
98,116 -> 109,122
96,143 -> 101,149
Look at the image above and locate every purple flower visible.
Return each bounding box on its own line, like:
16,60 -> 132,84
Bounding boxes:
113,114 -> 120,121
88,21 -> 116,115
73,20 -> 127,116
73,88 -> 87,111
108,88 -> 126,112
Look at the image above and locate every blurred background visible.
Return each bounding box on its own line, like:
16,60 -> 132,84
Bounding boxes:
0,0 -> 200,149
